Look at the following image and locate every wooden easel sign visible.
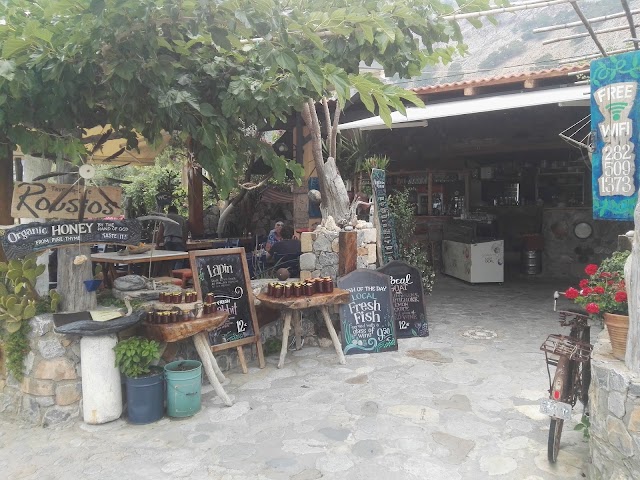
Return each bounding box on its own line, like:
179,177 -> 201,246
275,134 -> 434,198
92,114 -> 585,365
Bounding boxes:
189,248 -> 265,371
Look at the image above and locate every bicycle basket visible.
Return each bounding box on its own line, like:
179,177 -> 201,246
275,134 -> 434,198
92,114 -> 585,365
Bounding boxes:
540,334 -> 592,363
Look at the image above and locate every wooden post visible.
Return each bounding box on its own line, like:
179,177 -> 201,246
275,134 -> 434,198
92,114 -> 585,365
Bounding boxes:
0,141 -> 14,226
58,245 -> 97,312
187,165 -> 204,238
338,230 -> 357,276
427,172 -> 433,216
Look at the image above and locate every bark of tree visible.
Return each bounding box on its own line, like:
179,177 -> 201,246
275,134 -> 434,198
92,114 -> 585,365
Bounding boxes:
300,99 -> 353,226
58,245 -> 97,312
187,165 -> 204,238
0,140 -> 14,227
625,198 -> 640,372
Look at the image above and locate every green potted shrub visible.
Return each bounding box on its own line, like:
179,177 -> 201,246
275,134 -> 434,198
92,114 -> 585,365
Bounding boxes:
114,336 -> 164,424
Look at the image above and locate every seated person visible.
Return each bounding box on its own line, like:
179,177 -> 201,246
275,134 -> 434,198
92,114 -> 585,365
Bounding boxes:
265,220 -> 284,252
267,225 -> 301,276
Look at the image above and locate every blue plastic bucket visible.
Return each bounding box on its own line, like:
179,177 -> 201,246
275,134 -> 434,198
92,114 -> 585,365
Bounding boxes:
125,369 -> 164,424
164,360 -> 202,417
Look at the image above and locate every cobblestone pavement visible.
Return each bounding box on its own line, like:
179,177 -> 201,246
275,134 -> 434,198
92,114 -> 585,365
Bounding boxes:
1,274 -> 593,479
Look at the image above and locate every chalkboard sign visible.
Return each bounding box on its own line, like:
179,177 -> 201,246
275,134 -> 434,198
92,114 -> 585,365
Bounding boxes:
189,248 -> 265,367
377,260 -> 429,338
371,168 -> 398,265
337,269 -> 398,355
0,219 -> 141,259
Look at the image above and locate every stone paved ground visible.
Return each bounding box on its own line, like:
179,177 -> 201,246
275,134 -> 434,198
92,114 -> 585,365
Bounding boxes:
0,274 -> 593,479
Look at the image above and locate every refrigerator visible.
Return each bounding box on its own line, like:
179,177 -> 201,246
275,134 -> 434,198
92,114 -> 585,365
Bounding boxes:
442,239 -> 504,284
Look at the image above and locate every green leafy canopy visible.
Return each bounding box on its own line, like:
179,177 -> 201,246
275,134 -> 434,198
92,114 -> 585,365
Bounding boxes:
1,0 -> 499,193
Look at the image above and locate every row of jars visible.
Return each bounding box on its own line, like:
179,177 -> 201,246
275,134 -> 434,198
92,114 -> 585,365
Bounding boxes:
266,277 -> 334,298
146,309 -> 195,324
158,290 -> 198,304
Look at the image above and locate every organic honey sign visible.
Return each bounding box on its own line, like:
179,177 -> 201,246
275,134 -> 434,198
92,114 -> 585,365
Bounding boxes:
11,182 -> 122,220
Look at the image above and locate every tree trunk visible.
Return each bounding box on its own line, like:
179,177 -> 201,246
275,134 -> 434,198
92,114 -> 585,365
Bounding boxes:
301,100 -> 351,226
187,165 -> 203,238
0,139 -> 14,226
58,245 -> 97,312
625,197 -> 640,372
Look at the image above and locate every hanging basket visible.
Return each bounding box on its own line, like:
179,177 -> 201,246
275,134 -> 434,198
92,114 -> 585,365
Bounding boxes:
84,279 -> 102,292
603,313 -> 629,361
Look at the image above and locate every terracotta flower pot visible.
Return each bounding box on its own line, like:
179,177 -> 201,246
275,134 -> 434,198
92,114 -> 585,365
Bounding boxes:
603,313 -> 629,360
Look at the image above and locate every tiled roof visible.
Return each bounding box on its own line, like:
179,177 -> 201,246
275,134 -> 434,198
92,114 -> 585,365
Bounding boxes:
410,64 -> 589,95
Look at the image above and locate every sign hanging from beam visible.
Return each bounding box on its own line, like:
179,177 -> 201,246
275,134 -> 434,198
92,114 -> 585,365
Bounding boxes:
11,182 -> 122,220
590,51 -> 640,220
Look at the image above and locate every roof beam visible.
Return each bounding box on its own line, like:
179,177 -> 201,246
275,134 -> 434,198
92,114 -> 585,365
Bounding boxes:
542,23 -> 640,46
569,1 -> 607,56
534,9 -> 640,33
621,0 -> 639,50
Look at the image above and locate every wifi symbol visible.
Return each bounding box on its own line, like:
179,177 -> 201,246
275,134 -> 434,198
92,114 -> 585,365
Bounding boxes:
606,102 -> 628,121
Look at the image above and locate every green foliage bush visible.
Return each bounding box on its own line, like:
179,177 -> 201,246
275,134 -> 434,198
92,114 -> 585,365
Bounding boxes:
388,189 -> 436,294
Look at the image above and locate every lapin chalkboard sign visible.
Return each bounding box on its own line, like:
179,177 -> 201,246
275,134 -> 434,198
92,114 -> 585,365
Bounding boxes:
377,260 -> 429,338
337,269 -> 398,355
190,248 -> 265,370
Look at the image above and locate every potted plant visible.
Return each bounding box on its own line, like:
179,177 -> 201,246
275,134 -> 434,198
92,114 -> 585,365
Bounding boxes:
564,251 -> 630,359
114,336 -> 164,424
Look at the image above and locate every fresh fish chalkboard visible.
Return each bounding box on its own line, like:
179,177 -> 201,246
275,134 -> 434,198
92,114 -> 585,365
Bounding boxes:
378,260 -> 429,338
338,269 -> 398,355
190,248 -> 265,367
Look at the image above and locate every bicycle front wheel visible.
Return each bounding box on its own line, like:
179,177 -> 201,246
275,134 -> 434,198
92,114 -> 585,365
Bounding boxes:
548,417 -> 563,463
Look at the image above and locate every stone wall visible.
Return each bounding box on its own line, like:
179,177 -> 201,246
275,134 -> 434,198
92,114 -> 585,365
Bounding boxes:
541,208 -> 633,279
299,222 -> 378,280
588,330 -> 640,479
0,315 -> 82,426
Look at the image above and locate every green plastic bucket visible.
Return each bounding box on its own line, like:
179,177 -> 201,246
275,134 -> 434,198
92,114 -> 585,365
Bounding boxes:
164,360 -> 202,417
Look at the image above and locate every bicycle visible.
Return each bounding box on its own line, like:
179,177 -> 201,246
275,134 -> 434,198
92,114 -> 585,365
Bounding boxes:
539,291 -> 593,463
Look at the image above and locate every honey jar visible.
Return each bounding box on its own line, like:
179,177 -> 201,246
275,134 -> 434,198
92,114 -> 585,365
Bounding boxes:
284,284 -> 292,298
206,292 -> 215,304
274,284 -> 284,298
293,283 -> 302,297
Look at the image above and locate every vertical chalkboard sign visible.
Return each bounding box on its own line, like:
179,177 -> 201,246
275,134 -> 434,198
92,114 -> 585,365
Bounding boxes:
371,168 -> 399,265
377,260 -> 429,338
190,248 -> 265,368
337,269 -> 398,355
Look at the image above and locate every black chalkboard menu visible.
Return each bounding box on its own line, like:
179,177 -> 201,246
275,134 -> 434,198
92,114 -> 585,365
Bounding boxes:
371,168 -> 398,265
0,219 -> 141,259
337,269 -> 398,355
190,248 -> 264,366
377,260 -> 429,338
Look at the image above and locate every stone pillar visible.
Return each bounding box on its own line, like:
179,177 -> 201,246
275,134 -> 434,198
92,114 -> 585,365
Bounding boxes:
292,185 -> 309,232
81,335 -> 122,424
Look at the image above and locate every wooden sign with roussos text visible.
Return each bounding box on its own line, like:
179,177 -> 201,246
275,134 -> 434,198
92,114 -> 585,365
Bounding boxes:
377,260 -> 429,338
0,219 -> 142,259
11,182 -> 122,220
337,269 -> 398,355
190,248 -> 265,366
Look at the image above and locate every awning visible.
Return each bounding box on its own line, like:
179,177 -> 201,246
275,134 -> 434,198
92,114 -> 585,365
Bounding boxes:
260,187 -> 293,203
338,84 -> 591,131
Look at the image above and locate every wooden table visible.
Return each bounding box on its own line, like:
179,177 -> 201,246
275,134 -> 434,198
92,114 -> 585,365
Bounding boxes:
256,289 -> 350,368
91,250 -> 190,287
144,312 -> 233,406
186,240 -> 215,251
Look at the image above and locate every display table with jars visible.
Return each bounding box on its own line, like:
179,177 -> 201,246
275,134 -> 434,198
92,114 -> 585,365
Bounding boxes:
143,290 -> 233,406
256,278 -> 350,368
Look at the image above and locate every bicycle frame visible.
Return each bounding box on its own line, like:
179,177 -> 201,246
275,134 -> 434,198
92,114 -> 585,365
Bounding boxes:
541,308 -> 592,463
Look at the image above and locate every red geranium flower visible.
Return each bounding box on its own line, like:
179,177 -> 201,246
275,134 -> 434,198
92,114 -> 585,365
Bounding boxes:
585,264 -> 598,276
615,291 -> 627,303
579,279 -> 589,289
594,286 -> 605,294
586,303 -> 600,314
581,287 -> 592,296
565,287 -> 580,299
600,272 -> 612,279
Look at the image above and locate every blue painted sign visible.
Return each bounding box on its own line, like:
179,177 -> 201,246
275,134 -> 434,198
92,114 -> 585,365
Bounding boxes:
591,52 -> 640,220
